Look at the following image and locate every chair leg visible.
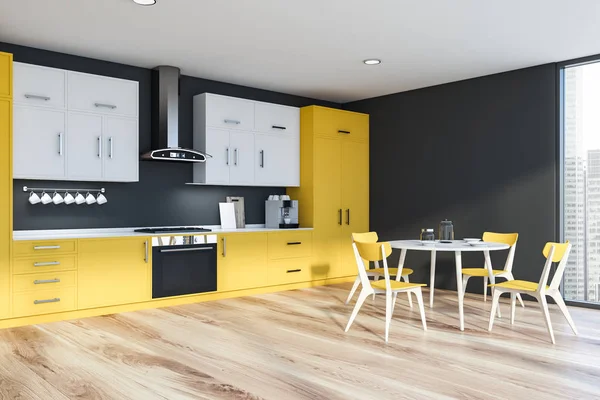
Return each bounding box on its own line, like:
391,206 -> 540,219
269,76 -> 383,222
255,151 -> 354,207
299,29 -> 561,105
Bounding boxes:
414,289 -> 427,331
402,275 -> 413,308
345,290 -> 370,332
483,276 -> 488,302
345,277 -> 361,305
516,293 -> 526,308
488,289 -> 502,331
506,273 -> 525,307
385,292 -> 393,342
491,287 -> 502,319
391,292 -> 398,315
461,275 -> 470,301
538,295 -> 556,344
510,293 -> 516,325
372,275 -> 379,301
550,292 -> 578,335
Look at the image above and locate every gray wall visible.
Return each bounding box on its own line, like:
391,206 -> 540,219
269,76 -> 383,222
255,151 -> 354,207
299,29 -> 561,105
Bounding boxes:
0,42 -> 339,230
345,65 -> 558,292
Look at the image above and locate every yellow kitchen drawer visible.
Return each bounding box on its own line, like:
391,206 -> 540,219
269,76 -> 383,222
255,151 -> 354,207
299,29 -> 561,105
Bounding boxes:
268,258 -> 313,286
311,107 -> 368,141
0,52 -> 11,98
268,231 -> 313,260
12,255 -> 77,275
13,240 -> 77,257
13,271 -> 76,293
12,287 -> 76,318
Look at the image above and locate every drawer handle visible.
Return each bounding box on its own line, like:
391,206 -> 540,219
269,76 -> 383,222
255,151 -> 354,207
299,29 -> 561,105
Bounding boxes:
34,298 -> 60,305
224,119 -> 241,125
94,102 -> 117,110
34,279 -> 61,285
338,130 -> 351,134
272,125 -> 287,130
287,242 -> 302,245
24,93 -> 51,101
34,261 -> 60,267
286,269 -> 302,273
33,245 -> 61,250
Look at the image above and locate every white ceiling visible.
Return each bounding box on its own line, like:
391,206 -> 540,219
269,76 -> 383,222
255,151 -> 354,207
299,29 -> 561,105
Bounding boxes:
1,0 -> 600,103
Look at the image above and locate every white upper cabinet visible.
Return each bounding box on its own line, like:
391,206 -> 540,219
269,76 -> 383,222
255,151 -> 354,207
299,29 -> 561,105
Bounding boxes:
68,72 -> 138,118
13,63 -> 66,109
192,93 -> 299,187
12,62 -> 139,182
13,105 -> 66,180
254,102 -> 300,137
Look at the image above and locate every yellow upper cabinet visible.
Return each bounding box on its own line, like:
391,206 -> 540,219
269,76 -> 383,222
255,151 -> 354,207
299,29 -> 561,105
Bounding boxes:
309,106 -> 369,141
0,52 -> 12,98
78,237 -> 151,309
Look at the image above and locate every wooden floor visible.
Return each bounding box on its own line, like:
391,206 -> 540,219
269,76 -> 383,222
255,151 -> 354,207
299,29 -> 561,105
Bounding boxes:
1,284 -> 599,400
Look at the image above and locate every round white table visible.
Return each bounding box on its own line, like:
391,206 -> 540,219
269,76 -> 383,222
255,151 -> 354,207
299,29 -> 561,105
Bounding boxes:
388,240 -> 509,331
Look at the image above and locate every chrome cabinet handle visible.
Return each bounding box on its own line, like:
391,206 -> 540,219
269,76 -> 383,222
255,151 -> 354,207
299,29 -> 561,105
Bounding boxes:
24,94 -> 51,101
144,240 -> 149,263
226,147 -> 230,166
34,279 -> 60,285
222,237 -> 227,257
34,298 -> 60,305
272,125 -> 287,130
224,119 -> 241,125
338,130 -> 351,134
346,209 -> 350,225
109,137 -> 113,159
260,150 -> 264,168
234,148 -> 238,166
34,245 -> 60,250
286,269 -> 301,273
94,102 -> 117,110
159,247 -> 214,253
34,261 -> 60,267
338,209 -> 342,225
58,133 -> 63,156
97,137 -> 102,158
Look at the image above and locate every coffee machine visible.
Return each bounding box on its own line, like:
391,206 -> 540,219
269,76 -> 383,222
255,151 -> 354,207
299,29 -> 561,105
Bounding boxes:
265,200 -> 299,229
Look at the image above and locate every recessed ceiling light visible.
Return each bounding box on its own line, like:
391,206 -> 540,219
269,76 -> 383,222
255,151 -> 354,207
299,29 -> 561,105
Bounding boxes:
363,59 -> 381,65
133,0 -> 156,5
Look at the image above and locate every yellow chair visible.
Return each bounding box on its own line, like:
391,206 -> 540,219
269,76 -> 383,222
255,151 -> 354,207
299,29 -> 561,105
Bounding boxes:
345,241 -> 427,342
461,232 -> 524,307
346,232 -> 415,306
488,242 -> 577,344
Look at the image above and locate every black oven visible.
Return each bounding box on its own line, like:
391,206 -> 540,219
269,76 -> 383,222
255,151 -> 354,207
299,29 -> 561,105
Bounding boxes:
151,236 -> 217,299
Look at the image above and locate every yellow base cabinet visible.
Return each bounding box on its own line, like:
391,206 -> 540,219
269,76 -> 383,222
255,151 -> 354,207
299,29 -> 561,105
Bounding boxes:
0,52 -> 12,319
218,233 -> 268,291
78,237 -> 151,309
288,106 -> 369,279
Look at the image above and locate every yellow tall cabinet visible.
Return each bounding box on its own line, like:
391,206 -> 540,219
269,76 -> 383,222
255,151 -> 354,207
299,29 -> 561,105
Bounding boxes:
288,106 -> 369,279
0,52 -> 12,319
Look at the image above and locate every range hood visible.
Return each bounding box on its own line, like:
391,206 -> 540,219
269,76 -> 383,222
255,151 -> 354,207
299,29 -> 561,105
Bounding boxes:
141,66 -> 209,163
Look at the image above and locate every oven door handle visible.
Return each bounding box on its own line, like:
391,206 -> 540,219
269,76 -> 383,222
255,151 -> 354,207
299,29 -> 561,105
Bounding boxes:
159,247 -> 215,253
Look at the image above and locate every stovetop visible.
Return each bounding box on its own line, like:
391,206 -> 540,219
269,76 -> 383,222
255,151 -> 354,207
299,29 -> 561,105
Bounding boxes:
134,227 -> 212,234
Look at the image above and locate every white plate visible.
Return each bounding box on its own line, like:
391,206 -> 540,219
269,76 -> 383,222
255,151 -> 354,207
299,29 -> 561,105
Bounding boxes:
420,241 -> 436,246
464,238 -> 481,243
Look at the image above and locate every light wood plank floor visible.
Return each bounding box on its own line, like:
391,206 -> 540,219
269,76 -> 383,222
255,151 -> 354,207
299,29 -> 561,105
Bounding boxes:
1,283 -> 599,400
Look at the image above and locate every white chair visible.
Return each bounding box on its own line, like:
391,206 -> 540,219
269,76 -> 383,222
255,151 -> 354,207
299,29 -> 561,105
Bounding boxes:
346,232 -> 414,307
488,241 -> 577,344
345,241 -> 427,342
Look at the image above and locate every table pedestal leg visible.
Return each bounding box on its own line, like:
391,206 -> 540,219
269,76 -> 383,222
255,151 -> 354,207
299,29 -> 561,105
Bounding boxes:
455,251 -> 465,331
429,250 -> 437,308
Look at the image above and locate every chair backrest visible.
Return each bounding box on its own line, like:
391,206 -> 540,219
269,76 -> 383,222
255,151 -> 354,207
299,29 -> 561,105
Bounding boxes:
352,232 -> 378,243
354,241 -> 393,291
483,232 -> 519,272
541,241 -> 572,291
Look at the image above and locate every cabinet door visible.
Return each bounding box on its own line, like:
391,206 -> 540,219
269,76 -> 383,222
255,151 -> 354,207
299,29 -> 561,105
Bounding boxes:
254,134 -> 299,186
205,94 -> 255,131
78,238 -> 150,309
66,112 -> 103,181
229,131 -> 255,185
312,107 -> 369,141
0,52 -> 12,98
205,128 -> 230,184
13,105 -> 66,179
254,102 -> 299,136
0,99 -> 10,319
218,233 -> 268,291
341,140 -> 370,276
13,63 -> 66,109
103,116 -> 139,182
68,72 -> 138,117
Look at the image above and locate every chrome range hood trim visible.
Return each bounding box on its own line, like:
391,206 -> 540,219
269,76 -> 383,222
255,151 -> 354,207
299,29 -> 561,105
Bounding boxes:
141,65 -> 209,163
